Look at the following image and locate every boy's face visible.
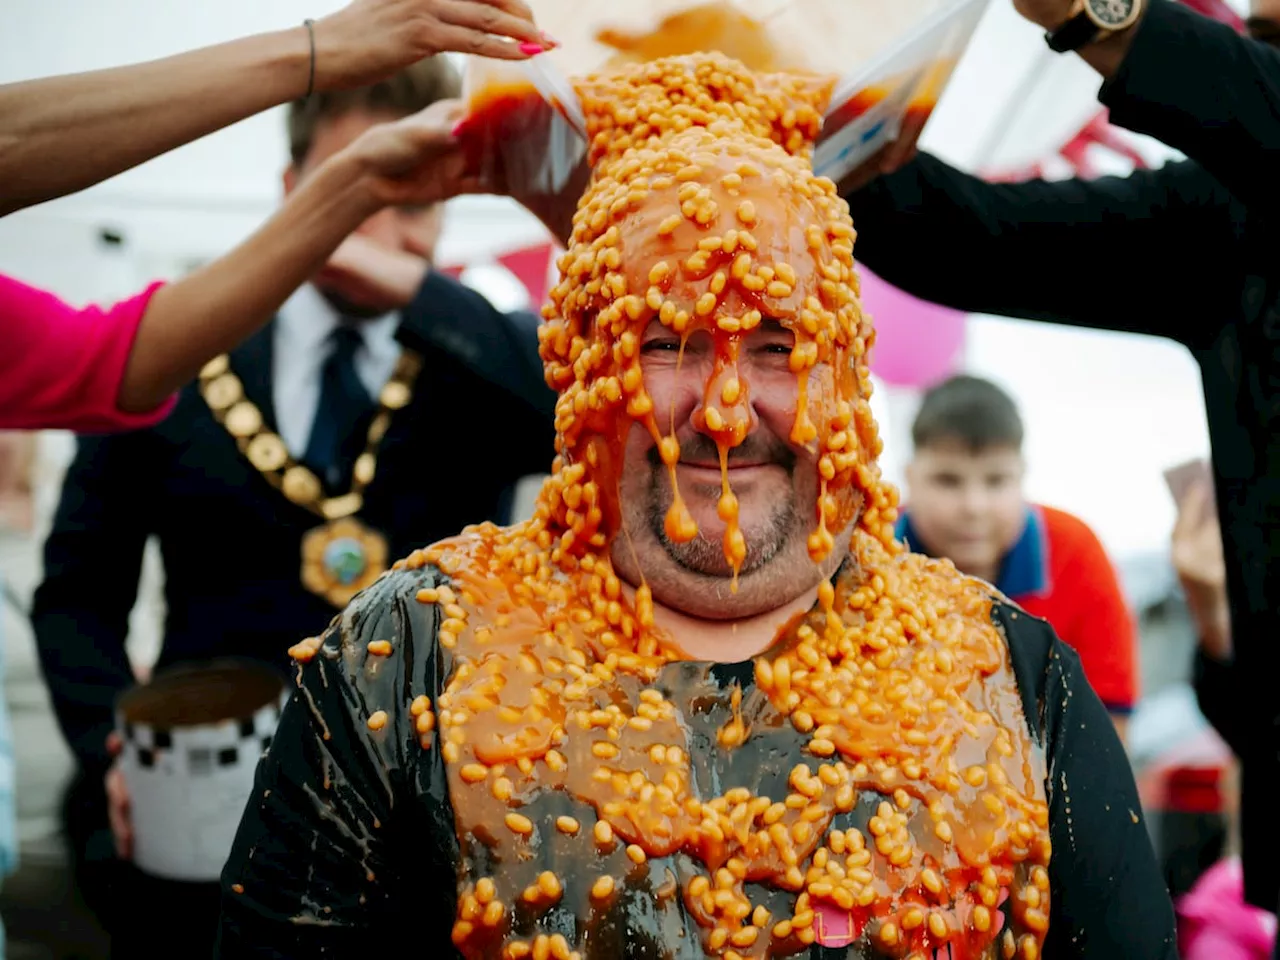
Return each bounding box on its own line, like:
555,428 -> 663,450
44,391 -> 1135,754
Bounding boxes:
904,439 -> 1027,579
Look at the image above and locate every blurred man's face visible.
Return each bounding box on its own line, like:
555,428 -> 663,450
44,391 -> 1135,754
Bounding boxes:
284,109 -> 445,314
904,440 -> 1026,582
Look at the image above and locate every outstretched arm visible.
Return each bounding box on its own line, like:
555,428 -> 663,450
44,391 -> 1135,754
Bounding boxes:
844,151 -> 1239,349
116,99 -> 480,416
1013,0 -> 1280,214
0,0 -> 545,216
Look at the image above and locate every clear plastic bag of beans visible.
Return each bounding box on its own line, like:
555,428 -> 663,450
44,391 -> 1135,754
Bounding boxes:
811,0 -> 992,182
455,55 -> 592,240
456,0 -> 990,227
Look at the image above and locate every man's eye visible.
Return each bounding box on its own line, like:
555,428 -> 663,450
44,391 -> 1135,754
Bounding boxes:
752,341 -> 794,358
642,339 -> 681,353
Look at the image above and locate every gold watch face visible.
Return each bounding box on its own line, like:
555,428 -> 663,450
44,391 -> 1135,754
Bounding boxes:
1086,0 -> 1140,29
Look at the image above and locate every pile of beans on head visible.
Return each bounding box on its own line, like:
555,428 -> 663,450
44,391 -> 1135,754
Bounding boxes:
362,50 -> 1051,960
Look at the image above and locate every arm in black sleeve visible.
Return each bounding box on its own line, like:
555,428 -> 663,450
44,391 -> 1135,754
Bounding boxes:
397,269 -> 556,423
1192,648 -> 1244,756
997,604 -> 1178,960
30,430 -> 158,772
845,152 -> 1238,350
217,566 -> 457,959
1100,0 -> 1280,215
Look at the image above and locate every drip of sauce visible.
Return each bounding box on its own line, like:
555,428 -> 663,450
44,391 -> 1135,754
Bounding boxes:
310,48 -> 1052,960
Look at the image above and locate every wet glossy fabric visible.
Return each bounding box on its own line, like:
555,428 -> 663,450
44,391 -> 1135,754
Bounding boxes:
214,564 -> 1176,960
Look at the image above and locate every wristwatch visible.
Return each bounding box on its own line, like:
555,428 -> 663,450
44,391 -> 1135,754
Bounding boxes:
1045,0 -> 1143,52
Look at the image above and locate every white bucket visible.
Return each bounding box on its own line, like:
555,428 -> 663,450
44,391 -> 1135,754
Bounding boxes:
115,660 -> 289,882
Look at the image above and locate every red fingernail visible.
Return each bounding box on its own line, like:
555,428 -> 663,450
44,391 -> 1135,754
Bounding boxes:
519,41 -> 545,55
450,119 -> 466,137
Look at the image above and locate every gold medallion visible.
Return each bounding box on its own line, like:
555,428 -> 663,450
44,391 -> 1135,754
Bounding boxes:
225,401 -> 263,438
203,374 -> 243,411
300,517 -> 388,607
282,466 -> 322,505
246,433 -> 288,472
198,351 -> 418,606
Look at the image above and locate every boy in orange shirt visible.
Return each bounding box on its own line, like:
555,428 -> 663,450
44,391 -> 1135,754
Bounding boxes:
896,375 -> 1139,734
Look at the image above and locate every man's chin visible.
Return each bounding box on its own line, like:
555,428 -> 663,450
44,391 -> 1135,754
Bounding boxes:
664,549 -> 737,580
317,287 -> 393,321
660,532 -> 782,580
677,487 -> 793,527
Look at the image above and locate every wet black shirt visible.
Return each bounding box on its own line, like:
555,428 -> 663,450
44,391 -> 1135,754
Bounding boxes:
215,566 -> 1177,959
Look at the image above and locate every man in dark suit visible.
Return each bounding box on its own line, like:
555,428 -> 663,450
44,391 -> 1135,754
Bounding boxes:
841,0 -> 1280,920
31,56 -> 555,957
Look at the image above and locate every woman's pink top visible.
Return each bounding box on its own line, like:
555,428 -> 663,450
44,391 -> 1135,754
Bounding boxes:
0,274 -> 177,432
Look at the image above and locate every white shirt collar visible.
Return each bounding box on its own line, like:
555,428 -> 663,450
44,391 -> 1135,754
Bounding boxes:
277,283 -> 401,361
272,284 -> 404,457
277,282 -> 340,355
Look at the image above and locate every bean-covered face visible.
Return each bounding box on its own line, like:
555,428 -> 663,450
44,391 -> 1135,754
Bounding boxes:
565,138 -> 860,616
627,316 -> 813,580
539,119 -> 896,620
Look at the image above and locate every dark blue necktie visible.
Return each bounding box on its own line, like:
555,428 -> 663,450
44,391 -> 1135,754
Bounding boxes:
303,325 -> 375,490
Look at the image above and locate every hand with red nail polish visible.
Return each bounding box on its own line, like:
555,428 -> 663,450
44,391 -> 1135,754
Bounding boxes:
312,0 -> 548,91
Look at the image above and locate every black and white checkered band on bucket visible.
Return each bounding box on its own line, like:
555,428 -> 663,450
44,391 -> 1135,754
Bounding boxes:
114,664 -> 291,882
118,690 -> 288,776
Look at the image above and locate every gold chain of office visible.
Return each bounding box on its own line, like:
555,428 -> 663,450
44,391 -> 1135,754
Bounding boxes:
197,350 -> 422,608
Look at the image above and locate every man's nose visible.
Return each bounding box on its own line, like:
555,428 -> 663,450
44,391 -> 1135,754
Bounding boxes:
691,359 -> 759,449
959,483 -> 988,516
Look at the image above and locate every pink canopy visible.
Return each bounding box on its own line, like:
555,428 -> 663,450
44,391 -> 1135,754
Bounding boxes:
859,266 -> 967,388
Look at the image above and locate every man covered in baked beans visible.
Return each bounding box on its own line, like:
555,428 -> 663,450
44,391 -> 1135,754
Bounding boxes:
215,52 -> 1176,960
